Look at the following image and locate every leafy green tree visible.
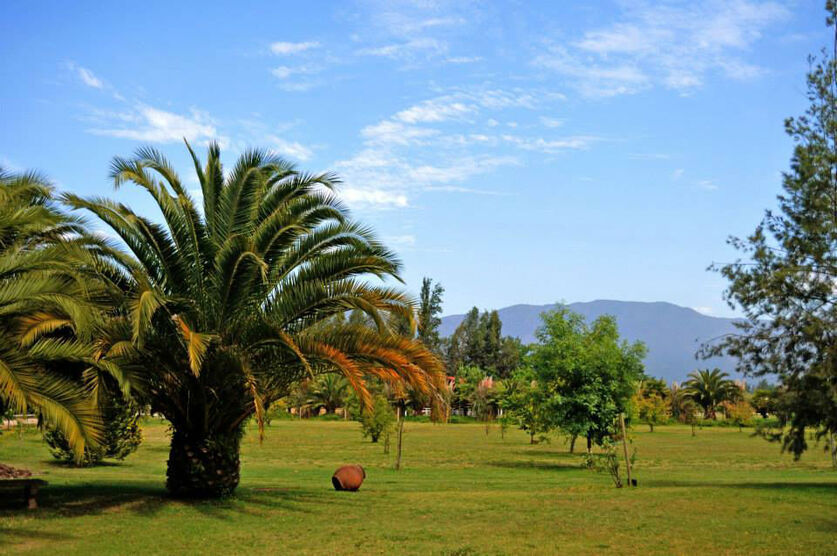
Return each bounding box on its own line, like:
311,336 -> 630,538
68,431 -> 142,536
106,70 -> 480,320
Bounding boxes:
65,142 -> 445,497
529,308 -> 646,453
501,368 -> 552,444
417,277 -> 444,354
0,169 -> 125,459
707,4 -> 837,458
683,369 -> 740,420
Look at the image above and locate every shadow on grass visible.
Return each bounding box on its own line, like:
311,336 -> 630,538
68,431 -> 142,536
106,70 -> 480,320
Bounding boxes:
486,459 -> 581,472
0,481 -> 358,522
647,479 -> 837,492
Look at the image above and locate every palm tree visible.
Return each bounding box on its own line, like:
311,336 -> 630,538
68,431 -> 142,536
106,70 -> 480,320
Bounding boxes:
683,369 -> 739,420
0,169 -> 123,459
307,373 -> 350,414
64,142 -> 446,498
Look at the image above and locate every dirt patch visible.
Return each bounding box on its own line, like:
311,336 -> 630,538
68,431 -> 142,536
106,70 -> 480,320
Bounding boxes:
0,463 -> 32,478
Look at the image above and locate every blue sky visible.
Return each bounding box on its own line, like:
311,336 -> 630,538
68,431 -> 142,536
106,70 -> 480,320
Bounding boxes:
1,1 -> 830,317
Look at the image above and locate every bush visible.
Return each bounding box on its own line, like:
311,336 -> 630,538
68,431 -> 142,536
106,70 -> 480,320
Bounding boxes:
44,394 -> 142,466
357,395 -> 395,443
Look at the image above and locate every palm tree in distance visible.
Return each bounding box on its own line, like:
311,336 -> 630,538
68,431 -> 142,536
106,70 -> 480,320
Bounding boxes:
64,142 -> 446,498
307,373 -> 350,414
683,368 -> 740,420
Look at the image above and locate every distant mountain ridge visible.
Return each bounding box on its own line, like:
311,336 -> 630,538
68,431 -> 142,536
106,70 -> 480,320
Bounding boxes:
439,300 -> 742,383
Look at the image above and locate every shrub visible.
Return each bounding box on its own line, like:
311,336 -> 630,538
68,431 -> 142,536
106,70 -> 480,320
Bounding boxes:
44,394 -> 142,466
357,395 -> 395,443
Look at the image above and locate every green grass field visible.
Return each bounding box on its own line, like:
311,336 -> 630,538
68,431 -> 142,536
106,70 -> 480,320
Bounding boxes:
1,419 -> 836,555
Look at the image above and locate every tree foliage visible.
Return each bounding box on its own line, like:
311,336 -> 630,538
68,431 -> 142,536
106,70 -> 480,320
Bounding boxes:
683,369 -> 740,420
0,169 -> 127,460
528,307 -> 646,451
64,142 -> 446,497
443,307 -> 523,378
44,391 -> 142,465
707,4 -> 837,458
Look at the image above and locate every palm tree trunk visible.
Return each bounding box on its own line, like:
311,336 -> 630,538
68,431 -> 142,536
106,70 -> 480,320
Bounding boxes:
166,426 -> 242,498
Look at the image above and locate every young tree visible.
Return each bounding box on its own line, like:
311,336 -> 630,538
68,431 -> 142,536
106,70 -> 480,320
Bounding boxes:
707,3 -> 837,458
635,393 -> 670,432
529,308 -> 646,453
66,142 -> 446,497
357,394 -> 395,443
417,277 -> 444,354
501,368 -> 553,444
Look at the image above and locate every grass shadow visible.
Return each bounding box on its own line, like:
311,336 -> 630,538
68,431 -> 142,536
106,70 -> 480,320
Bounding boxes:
647,479 -> 837,492
0,481 -> 348,522
486,459 -> 581,472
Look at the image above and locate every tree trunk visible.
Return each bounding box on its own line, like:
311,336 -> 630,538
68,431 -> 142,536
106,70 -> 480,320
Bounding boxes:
586,433 -> 592,455
570,435 -> 577,453
166,427 -> 242,498
691,422 -> 696,437
530,431 -> 535,444
394,405 -> 405,470
649,422 -> 654,433
830,432 -> 836,469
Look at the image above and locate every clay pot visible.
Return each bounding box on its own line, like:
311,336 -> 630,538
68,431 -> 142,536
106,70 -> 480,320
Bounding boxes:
332,465 -> 366,491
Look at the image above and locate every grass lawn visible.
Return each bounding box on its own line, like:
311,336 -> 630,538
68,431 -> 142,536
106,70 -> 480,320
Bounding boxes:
1,419 -> 836,555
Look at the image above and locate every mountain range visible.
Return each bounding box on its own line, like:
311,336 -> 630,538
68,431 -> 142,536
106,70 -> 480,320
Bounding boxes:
439,300 -> 742,383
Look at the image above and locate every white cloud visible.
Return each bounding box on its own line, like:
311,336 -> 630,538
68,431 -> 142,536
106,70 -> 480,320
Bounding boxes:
395,99 -> 474,124
334,86 -> 568,208
88,104 -> 219,144
340,187 -> 409,208
271,65 -> 319,79
534,0 -> 788,97
385,234 -> 416,247
697,179 -> 719,190
672,168 -> 685,180
693,306 -> 715,315
445,56 -> 482,64
540,117 -> 564,128
67,62 -> 104,89
270,41 -> 320,55
357,37 -> 447,59
267,135 -> 313,161
361,120 -> 439,147
501,134 -> 599,153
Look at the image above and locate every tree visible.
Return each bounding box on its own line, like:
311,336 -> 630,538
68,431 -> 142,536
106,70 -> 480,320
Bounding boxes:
44,392 -> 142,465
443,307 -> 522,378
529,308 -> 646,453
0,168 -> 124,460
65,142 -> 445,498
751,386 -> 779,418
501,368 -> 552,444
707,4 -> 837,459
723,399 -> 755,431
683,369 -> 740,420
307,373 -> 350,414
357,394 -> 395,443
635,393 -> 670,432
417,277 -> 444,354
